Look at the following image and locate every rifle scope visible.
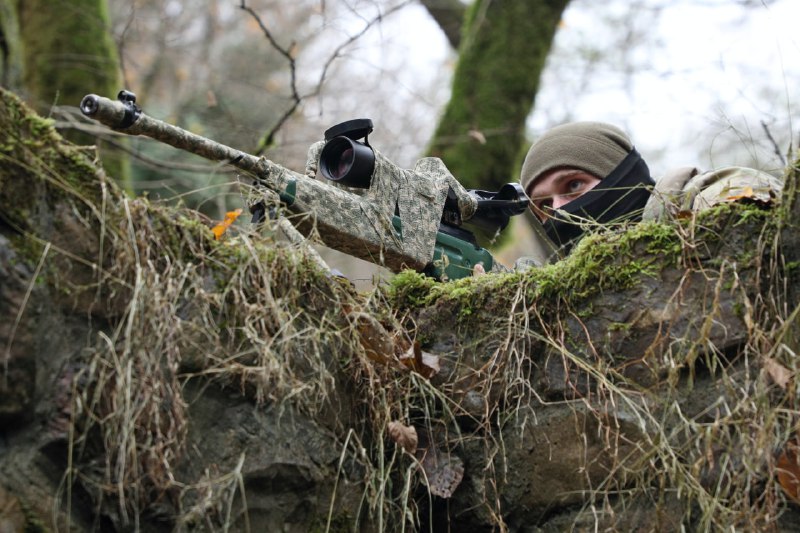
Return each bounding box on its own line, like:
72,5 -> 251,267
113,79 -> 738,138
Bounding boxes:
320,119 -> 375,189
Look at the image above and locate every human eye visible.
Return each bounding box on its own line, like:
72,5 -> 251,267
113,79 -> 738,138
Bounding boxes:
567,179 -> 587,194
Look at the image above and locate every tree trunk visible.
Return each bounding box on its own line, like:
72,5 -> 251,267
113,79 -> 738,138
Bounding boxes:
0,0 -> 22,89
18,0 -> 129,186
427,0 -> 570,191
420,0 -> 466,49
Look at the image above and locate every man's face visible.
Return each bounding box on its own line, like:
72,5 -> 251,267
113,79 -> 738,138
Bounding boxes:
527,168 -> 602,222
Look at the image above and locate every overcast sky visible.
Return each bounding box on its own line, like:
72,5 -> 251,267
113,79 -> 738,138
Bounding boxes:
530,0 -> 800,174
332,0 -> 800,175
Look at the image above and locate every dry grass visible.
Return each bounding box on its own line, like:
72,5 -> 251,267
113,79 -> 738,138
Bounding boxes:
4,89 -> 800,531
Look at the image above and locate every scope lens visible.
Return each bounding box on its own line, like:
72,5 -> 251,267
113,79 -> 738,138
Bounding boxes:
333,148 -> 354,180
319,136 -> 375,188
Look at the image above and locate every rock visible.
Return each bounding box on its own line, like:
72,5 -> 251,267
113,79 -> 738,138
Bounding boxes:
0,234 -> 36,422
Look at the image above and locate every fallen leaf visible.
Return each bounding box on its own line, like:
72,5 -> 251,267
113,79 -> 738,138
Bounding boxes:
388,421 -> 418,454
349,312 -> 394,364
211,208 -> 243,239
763,357 -> 792,389
398,342 -> 440,379
778,440 -> 800,505
419,443 -> 464,498
417,350 -> 440,379
725,185 -> 754,202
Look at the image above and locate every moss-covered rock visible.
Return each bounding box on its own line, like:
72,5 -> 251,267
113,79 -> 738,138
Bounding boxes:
3,86 -> 800,532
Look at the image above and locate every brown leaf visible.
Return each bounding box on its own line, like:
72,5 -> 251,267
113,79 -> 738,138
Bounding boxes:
398,342 -> 440,379
418,349 -> 441,378
349,312 -> 394,364
778,440 -> 800,505
387,421 -> 418,454
764,357 -> 792,389
419,444 -> 464,498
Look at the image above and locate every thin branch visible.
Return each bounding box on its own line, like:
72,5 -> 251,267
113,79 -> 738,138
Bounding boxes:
238,1 -> 303,155
761,120 -> 787,167
239,0 -> 411,155
310,2 -> 411,101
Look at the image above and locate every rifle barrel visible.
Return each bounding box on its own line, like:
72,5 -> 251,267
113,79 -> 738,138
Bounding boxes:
79,94 -> 261,174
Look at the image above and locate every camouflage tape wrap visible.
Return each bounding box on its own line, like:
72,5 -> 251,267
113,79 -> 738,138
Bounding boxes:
304,141 -> 324,179
277,148 -> 464,271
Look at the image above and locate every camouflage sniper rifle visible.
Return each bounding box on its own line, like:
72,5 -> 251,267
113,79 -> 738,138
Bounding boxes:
80,90 -> 528,280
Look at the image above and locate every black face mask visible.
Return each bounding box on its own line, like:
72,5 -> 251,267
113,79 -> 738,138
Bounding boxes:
543,149 -> 654,250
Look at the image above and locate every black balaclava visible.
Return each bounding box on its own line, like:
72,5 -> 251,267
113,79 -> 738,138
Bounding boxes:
520,122 -> 655,251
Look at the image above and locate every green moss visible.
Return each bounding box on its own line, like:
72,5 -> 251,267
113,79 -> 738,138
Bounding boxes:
385,220 -> 686,326
385,269 -> 438,308
18,0 -> 129,187
386,199 -> 781,327
18,499 -> 48,533
786,261 -> 800,273
1,89 -> 111,213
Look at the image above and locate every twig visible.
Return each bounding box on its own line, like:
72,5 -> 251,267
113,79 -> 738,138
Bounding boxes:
3,243 -> 51,383
239,0 -> 411,154
761,120 -> 787,167
239,1 -> 302,154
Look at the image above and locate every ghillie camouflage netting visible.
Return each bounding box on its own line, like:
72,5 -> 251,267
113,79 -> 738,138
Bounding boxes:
3,86 -> 800,531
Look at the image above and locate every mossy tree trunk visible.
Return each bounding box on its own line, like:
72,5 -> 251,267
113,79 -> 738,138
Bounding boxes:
18,0 -> 129,187
427,0 -> 570,191
0,0 -> 22,89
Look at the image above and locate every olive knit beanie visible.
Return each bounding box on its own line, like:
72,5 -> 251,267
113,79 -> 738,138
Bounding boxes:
520,122 -> 634,194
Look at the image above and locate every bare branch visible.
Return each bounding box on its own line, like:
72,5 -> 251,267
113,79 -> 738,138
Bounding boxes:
239,0 -> 412,154
239,1 -> 302,155
310,2 -> 412,100
761,120 -> 787,167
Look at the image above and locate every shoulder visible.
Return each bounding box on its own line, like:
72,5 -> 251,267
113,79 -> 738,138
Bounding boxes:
687,166 -> 783,210
644,166 -> 783,220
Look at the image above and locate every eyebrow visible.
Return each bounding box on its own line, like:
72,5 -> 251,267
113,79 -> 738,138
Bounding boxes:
529,170 -> 595,199
552,169 -> 592,182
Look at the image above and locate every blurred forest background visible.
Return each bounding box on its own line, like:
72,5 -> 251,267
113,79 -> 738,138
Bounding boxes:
2,0 -> 798,280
